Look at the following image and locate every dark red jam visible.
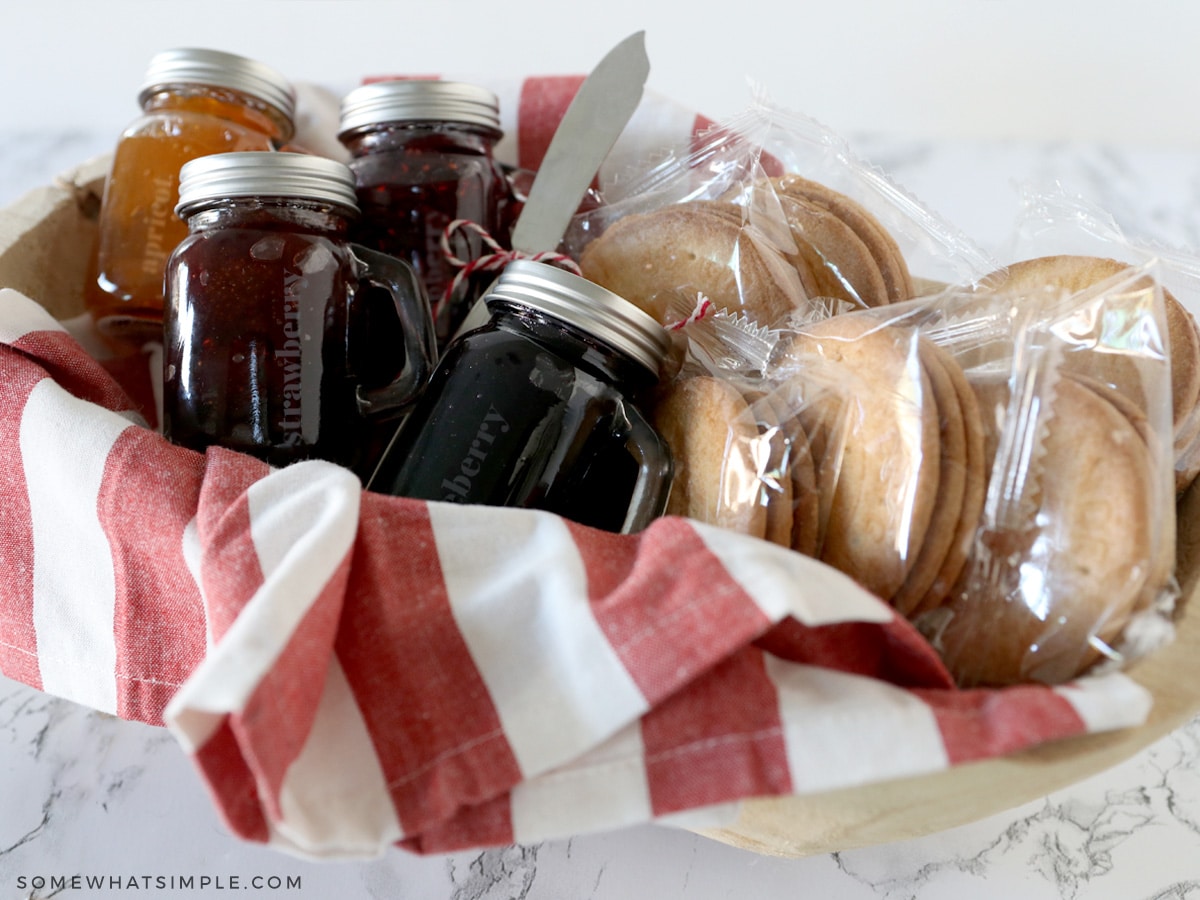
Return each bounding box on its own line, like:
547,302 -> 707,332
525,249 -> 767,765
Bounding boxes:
163,195 -> 435,476
342,123 -> 512,349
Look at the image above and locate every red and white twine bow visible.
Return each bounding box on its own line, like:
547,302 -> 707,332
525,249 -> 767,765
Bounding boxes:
438,219 -> 582,315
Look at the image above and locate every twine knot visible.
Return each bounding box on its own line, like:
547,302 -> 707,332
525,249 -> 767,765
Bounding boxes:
439,219 -> 582,316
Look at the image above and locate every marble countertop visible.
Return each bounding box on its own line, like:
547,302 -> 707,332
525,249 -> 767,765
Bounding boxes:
3,131 -> 1200,899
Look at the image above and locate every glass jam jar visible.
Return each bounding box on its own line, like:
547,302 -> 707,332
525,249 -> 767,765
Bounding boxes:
337,80 -> 514,349
162,152 -> 437,474
86,48 -> 296,341
367,260 -> 674,534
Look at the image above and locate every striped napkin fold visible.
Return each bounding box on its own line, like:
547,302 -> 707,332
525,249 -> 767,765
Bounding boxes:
0,285 -> 1152,859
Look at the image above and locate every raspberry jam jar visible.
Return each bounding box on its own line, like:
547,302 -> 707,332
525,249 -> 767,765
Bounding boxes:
337,80 -> 514,349
162,152 -> 437,473
367,260 -> 674,534
86,48 -> 296,340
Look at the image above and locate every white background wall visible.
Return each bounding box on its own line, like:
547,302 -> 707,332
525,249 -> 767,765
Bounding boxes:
4,0 -> 1200,147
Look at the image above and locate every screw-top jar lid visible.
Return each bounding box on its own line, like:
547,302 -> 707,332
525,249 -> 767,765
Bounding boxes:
139,47 -> 297,124
175,152 -> 360,217
337,80 -> 502,136
485,260 -> 670,376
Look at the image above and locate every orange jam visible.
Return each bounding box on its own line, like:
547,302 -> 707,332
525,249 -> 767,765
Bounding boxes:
85,49 -> 295,341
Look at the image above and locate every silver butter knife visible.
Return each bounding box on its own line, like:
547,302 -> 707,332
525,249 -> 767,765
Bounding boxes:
510,30 -> 650,253
451,32 -> 650,339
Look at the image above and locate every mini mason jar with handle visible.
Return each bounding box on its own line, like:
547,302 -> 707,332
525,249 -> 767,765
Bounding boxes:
337,80 -> 515,350
162,151 -> 438,475
367,259 -> 675,534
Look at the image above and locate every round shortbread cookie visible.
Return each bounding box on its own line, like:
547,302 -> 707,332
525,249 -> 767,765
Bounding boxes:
786,412 -> 821,559
740,386 -> 794,548
928,376 -> 1155,686
777,193 -> 890,309
980,255 -> 1200,449
652,374 -> 768,538
890,338 -> 967,617
771,174 -> 915,304
783,315 -> 941,599
754,380 -> 820,556
1165,287 -> 1200,427
1068,371 -> 1175,614
578,200 -> 804,328
909,341 -> 987,617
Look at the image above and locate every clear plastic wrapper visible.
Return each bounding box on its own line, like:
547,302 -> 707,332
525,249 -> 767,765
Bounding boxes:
914,266 -> 1178,686
1003,185 -> 1200,494
554,93 -> 1180,688
656,261 -> 1179,687
563,93 -> 995,332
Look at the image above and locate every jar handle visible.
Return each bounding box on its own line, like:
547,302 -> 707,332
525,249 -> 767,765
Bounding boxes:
619,404 -> 674,534
350,244 -> 438,417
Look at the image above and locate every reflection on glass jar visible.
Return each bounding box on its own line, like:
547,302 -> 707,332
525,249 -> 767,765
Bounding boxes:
163,152 -> 436,474
337,80 -> 514,349
86,48 -> 296,341
368,260 -> 673,534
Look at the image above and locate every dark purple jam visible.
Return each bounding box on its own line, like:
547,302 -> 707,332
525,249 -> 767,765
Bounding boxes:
367,301 -> 672,533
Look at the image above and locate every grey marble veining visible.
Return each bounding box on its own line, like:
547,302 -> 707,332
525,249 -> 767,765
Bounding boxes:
2,131 -> 1200,898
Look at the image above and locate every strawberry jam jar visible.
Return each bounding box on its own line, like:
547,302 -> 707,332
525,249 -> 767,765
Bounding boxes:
162,152 -> 436,473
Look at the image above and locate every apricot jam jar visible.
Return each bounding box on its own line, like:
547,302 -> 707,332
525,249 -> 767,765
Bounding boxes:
162,152 -> 437,473
86,48 -> 296,340
337,80 -> 513,349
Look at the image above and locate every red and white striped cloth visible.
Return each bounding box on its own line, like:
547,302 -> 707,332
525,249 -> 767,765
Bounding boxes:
0,285 -> 1153,859
0,75 -> 1155,860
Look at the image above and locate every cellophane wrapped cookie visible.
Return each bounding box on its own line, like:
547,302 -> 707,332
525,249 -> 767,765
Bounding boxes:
561,95 -> 1182,690
1003,186 -> 1200,495
670,263 -> 1179,688
564,96 -> 995,332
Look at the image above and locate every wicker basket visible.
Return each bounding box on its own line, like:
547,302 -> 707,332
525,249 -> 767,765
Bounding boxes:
3,156 -> 1198,859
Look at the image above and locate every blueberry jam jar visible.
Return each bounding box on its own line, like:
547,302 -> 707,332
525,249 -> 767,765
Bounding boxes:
367,260 -> 675,534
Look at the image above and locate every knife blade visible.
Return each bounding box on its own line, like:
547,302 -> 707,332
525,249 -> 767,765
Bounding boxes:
509,30 -> 650,253
449,32 -> 651,341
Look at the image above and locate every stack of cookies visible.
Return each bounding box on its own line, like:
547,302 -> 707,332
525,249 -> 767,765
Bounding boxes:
585,170 -> 1184,688
924,368 -> 1170,686
977,254 -> 1200,495
651,310 -> 988,618
578,173 -> 915,329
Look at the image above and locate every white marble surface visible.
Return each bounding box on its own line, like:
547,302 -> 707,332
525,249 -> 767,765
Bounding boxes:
4,131 -> 1200,898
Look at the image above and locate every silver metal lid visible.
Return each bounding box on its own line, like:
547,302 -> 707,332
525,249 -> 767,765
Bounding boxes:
175,152 -> 359,217
485,260 -> 670,375
337,80 -> 501,135
138,48 -> 296,124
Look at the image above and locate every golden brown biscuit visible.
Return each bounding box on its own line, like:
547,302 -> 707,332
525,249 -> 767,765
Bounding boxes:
771,174 -> 914,304
927,376 -> 1155,686
890,338 -> 967,616
754,380 -> 820,556
740,386 -> 794,548
578,201 -> 805,328
980,255 -> 1200,470
782,314 -> 941,599
1068,371 -> 1176,615
911,341 -> 987,616
652,374 -> 769,538
776,193 -> 891,309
